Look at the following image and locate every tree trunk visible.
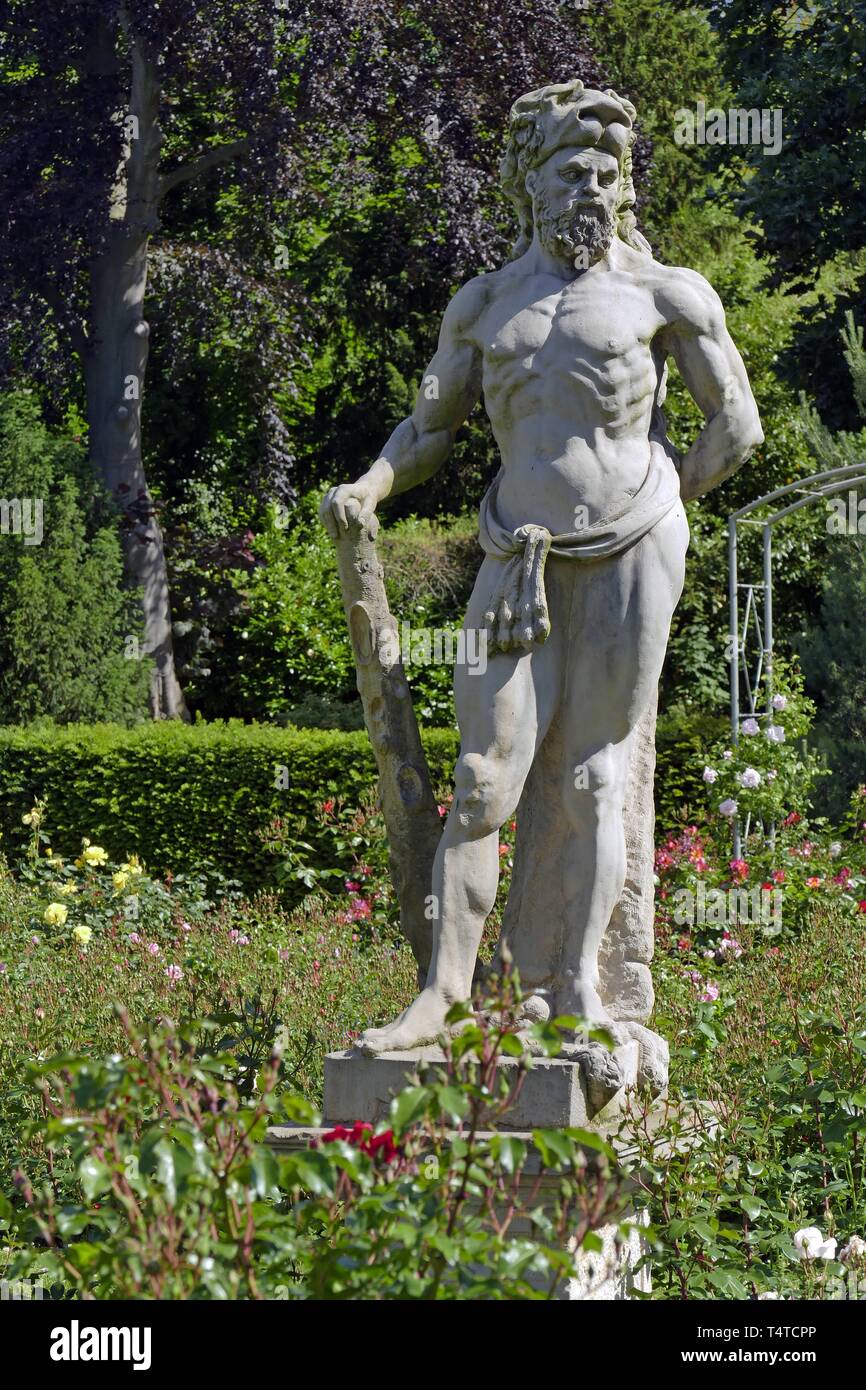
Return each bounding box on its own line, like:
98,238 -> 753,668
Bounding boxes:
84,23 -> 188,720
332,514 -> 443,979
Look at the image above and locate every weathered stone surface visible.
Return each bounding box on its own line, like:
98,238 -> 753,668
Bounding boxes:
319,78 -> 761,1091
322,1042 -> 639,1130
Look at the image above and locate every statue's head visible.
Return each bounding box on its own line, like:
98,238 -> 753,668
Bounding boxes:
500,80 -> 651,263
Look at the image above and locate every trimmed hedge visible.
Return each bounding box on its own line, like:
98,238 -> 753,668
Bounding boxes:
0,711 -> 719,891
0,721 -> 460,891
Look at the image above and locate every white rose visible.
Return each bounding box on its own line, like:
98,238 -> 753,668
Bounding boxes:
794,1226 -> 837,1261
840,1235 -> 866,1263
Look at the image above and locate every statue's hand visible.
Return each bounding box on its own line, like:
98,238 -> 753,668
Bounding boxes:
319,480 -> 380,541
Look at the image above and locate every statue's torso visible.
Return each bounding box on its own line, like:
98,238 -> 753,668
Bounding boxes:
472,257 -> 679,532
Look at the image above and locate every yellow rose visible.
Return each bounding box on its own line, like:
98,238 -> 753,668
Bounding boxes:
112,871 -> 128,892
72,925 -> 92,947
121,855 -> 144,876
43,902 -> 69,927
57,882 -> 78,896
82,845 -> 109,867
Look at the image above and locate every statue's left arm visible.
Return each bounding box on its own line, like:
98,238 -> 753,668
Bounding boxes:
658,269 -> 763,503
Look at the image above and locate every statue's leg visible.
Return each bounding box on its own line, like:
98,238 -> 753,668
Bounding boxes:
556,502 -> 689,1028
357,556 -> 562,1054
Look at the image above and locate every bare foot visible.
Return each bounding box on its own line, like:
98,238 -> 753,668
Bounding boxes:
356,987 -> 456,1055
558,975 -> 615,1031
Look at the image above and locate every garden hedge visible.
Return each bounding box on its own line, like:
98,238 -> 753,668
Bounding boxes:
0,713 -> 720,890
0,721 -> 460,892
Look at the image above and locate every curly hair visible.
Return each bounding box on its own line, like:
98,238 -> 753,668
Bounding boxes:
499,79 -> 652,261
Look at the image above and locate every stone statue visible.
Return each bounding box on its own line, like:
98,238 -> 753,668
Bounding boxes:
320,81 -> 762,1080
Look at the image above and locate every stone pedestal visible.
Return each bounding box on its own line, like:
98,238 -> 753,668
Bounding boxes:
322,1040 -> 641,1129
268,1044 -> 666,1300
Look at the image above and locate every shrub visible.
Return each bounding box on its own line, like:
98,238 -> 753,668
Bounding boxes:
0,392 -> 150,724
4,989 -> 630,1300
0,720 -> 459,893
232,502 -> 480,727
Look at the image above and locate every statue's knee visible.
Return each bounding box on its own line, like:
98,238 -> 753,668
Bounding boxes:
453,752 -> 512,837
566,747 -> 627,819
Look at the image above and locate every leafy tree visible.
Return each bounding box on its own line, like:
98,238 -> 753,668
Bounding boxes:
583,0 -> 732,266
705,0 -> 866,429
0,0 -> 612,718
0,392 -> 150,723
797,314 -> 866,812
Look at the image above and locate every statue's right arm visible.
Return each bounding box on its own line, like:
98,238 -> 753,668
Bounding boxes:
320,279 -> 486,538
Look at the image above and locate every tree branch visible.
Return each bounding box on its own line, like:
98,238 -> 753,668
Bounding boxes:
159,139 -> 250,197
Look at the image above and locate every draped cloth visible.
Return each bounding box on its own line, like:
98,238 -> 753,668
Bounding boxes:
477,452 -> 681,653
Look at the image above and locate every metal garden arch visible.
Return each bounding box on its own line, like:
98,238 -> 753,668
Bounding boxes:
728,462 -> 866,858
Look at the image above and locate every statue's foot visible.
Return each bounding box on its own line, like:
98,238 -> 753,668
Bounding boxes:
356,987 -> 457,1056
558,977 -> 615,1032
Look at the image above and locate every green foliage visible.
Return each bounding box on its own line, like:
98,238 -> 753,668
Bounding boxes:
700,658 -> 822,827
3,785 -> 866,1298
233,499 -> 357,720
797,312 -> 866,812
0,847 -> 417,1148
654,706 -> 729,833
634,901 -> 866,1299
800,531 -> 866,816
706,0 -> 866,428
0,392 -> 150,724
707,0 -> 866,283
6,797 -> 243,950
3,987 -> 629,1300
234,502 -> 480,727
583,0 -> 730,267
0,719 -> 459,895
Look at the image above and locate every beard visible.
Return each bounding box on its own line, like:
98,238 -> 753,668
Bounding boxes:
536,196 -> 617,266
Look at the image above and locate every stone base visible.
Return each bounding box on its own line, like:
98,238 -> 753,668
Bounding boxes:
322,1040 -> 641,1129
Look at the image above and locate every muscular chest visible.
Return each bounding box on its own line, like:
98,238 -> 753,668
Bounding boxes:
482,276 -> 661,402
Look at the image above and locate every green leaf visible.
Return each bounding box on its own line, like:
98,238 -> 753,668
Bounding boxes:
434,1085 -> 469,1121
532,1129 -> 574,1167
490,1134 -> 526,1175
151,1140 -> 179,1206
285,1150 -> 336,1197
390,1086 -> 431,1132
706,1267 -> 749,1298
739,1195 -> 765,1221
249,1148 -> 279,1198
78,1155 -> 110,1201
